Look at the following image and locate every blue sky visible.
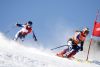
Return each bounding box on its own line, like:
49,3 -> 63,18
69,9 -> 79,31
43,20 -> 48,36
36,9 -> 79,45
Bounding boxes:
0,0 -> 100,48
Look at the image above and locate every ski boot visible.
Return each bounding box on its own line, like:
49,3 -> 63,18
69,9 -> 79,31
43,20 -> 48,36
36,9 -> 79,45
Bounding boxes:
56,49 -> 68,57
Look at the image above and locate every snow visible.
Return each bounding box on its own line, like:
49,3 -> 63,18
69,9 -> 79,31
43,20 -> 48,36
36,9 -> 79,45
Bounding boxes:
0,32 -> 100,67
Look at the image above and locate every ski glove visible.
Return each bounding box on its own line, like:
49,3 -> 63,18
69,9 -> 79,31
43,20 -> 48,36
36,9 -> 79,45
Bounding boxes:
16,23 -> 23,27
80,46 -> 83,51
80,41 -> 84,51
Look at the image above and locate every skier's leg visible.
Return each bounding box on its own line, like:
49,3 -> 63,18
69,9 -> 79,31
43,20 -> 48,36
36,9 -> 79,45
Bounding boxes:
21,34 -> 26,42
64,40 -> 73,57
57,46 -> 72,57
67,50 -> 77,58
14,31 -> 20,41
56,48 -> 68,57
67,45 -> 80,58
57,40 -> 73,57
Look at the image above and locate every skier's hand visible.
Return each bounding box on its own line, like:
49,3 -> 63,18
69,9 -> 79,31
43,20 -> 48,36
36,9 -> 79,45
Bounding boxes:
80,46 -> 83,51
15,23 -> 19,27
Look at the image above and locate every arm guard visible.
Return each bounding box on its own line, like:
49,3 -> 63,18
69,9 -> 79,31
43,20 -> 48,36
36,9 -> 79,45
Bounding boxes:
16,24 -> 23,27
80,41 -> 84,51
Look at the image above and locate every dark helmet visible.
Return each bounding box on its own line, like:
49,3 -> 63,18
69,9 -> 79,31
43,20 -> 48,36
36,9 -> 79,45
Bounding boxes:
28,21 -> 32,26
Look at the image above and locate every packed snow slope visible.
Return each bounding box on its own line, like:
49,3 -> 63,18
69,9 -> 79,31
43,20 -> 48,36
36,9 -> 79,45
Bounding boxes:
0,32 -> 100,67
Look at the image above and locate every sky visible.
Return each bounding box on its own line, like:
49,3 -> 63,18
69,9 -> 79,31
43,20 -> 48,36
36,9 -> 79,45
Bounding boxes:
0,0 -> 100,48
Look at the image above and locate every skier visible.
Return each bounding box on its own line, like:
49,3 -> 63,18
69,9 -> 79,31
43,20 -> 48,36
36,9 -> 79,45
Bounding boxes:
14,21 -> 37,41
57,28 -> 89,58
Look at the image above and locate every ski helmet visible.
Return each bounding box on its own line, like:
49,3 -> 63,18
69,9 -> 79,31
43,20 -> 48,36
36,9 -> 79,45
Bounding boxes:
28,21 -> 32,26
82,27 -> 89,35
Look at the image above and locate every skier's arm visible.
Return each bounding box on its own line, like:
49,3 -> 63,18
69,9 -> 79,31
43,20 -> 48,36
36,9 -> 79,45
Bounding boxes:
16,23 -> 25,27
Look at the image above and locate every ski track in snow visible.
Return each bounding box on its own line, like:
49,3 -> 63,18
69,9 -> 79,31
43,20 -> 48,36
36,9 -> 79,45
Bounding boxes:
0,32 -> 100,67
0,52 -> 47,67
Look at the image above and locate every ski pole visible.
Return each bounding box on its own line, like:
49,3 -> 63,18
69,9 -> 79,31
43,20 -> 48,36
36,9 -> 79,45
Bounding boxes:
51,45 -> 67,50
32,31 -> 38,41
